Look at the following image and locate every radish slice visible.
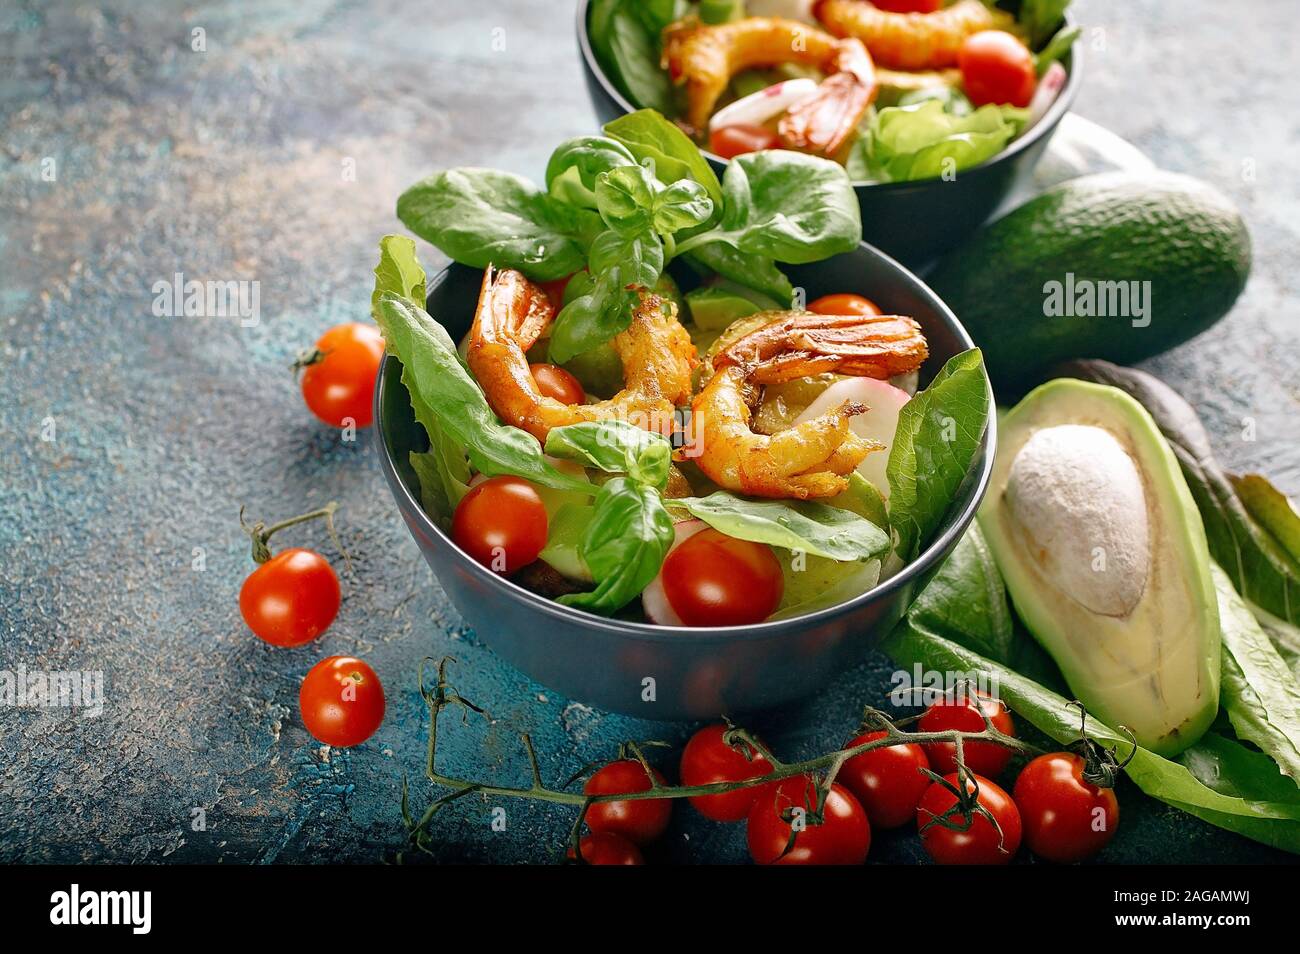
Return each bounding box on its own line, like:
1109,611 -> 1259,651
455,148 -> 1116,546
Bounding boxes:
641,519 -> 708,626
745,0 -> 818,23
793,378 -> 912,497
1025,62 -> 1067,131
890,370 -> 919,396
709,79 -> 820,133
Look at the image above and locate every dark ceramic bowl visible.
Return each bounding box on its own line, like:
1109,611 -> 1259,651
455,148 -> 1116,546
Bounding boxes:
576,0 -> 1081,265
374,245 -> 995,719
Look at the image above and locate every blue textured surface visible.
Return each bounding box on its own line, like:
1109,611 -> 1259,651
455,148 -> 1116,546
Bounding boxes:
1,0 -> 1297,864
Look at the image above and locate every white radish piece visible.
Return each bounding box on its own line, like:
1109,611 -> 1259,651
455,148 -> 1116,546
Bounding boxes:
745,0 -> 818,24
793,378 -> 911,497
708,79 -> 820,133
641,519 -> 709,626
1025,62 -> 1067,131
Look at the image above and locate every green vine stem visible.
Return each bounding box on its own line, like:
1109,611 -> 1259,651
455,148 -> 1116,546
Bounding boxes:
239,501 -> 345,567
400,658 -> 1043,861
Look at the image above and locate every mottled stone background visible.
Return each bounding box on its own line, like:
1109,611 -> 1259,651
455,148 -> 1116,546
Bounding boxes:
1,0 -> 1296,864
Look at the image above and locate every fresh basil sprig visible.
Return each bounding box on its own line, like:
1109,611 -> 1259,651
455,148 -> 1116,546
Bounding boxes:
545,420 -> 672,490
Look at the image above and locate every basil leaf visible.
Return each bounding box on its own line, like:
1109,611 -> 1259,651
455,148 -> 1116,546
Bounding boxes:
396,169 -> 592,282
666,491 -> 890,561
1215,564 -> 1300,784
545,421 -> 672,490
371,235 -> 427,320
374,294 -> 592,494
549,229 -> 664,363
682,243 -> 794,305
604,109 -> 725,212
545,136 -> 638,209
595,164 -> 658,234
558,477 -> 675,614
677,150 -> 861,264
887,348 -> 991,563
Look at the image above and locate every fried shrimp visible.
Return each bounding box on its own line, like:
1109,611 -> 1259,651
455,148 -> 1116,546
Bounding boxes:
814,0 -> 1017,71
663,17 -> 878,155
466,266 -> 696,442
688,311 -> 928,499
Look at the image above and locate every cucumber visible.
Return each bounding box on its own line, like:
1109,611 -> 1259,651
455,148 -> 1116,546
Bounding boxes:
927,172 -> 1251,395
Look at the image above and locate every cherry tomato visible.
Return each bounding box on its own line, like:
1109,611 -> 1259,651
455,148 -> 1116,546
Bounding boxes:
839,731 -> 932,829
239,547 -> 340,647
299,655 -> 385,747
807,293 -> 882,317
679,724 -> 775,822
919,689 -> 1016,778
710,124 -> 781,159
871,0 -> 942,12
567,832 -> 645,865
1013,752 -> 1119,863
584,760 -> 673,845
917,772 -> 1022,865
661,529 -> 784,627
451,476 -> 548,573
300,322 -> 385,428
959,31 -> 1037,108
747,776 -> 871,865
529,362 -> 585,405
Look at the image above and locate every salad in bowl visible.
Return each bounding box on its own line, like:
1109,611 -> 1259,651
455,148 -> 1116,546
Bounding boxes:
374,110 -> 990,629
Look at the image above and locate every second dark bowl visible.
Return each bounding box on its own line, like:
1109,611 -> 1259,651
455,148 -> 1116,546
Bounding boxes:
576,0 -> 1081,265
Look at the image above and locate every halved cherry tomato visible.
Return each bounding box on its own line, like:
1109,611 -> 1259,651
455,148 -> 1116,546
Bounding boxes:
529,362 -> 585,405
959,30 -> 1037,108
919,689 -> 1016,778
680,724 -> 775,822
299,655 -> 385,747
917,772 -> 1021,865
747,776 -> 871,865
872,0 -> 942,12
300,322 -> 385,428
451,476 -> 548,573
239,547 -> 340,647
710,124 -> 781,159
1013,752 -> 1119,863
567,831 -> 645,865
661,529 -> 783,627
807,293 -> 882,317
839,731 -> 932,829
584,760 -> 673,845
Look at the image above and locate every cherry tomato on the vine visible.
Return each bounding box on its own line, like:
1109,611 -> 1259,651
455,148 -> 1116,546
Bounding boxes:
808,293 -> 882,317
239,547 -> 340,647
917,772 -> 1021,865
710,124 -> 781,159
919,689 -> 1016,778
839,731 -> 932,829
747,776 -> 871,865
959,30 -> 1037,108
566,832 -> 645,865
529,362 -> 585,405
451,476 -> 548,573
679,724 -> 775,822
1013,752 -> 1119,863
583,760 -> 673,845
299,655 -> 385,747
299,322 -> 385,428
661,528 -> 784,627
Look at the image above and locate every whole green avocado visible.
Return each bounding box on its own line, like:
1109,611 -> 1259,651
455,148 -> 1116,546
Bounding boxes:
927,172 -> 1251,395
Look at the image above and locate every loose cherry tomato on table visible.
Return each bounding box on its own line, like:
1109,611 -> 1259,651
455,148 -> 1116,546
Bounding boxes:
679,724 -> 775,822
451,476 -> 548,573
917,772 -> 1022,865
298,322 -> 385,428
584,760 -> 673,845
1013,752 -> 1120,863
299,655 -> 386,747
529,362 -> 585,405
747,775 -> 871,865
710,124 -> 782,159
918,689 -> 1016,777
839,731 -> 932,829
959,30 -> 1037,108
807,293 -> 882,317
661,528 -> 784,627
240,547 -> 341,647
566,832 -> 645,866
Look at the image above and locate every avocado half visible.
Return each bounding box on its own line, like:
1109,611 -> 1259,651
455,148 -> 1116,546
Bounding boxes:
979,379 -> 1221,756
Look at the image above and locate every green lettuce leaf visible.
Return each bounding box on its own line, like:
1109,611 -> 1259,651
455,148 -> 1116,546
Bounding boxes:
865,101 -> 1027,184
